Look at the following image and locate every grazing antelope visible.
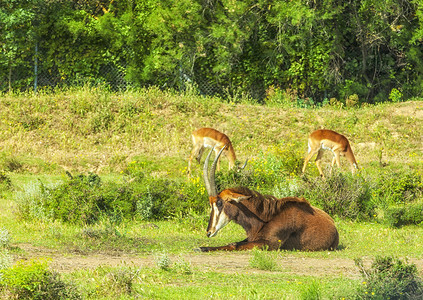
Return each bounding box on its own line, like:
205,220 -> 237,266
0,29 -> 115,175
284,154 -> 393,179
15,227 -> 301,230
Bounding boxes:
198,146 -> 339,252
302,129 -> 358,179
188,127 -> 246,176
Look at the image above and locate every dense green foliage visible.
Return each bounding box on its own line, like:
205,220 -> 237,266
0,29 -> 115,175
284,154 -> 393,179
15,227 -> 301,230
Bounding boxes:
356,256 -> 423,299
14,160 -> 423,226
0,259 -> 81,300
15,170 -> 210,225
3,0 -> 423,103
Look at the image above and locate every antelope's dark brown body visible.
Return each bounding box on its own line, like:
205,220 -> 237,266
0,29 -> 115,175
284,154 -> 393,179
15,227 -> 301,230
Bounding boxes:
200,146 -> 339,252
200,187 -> 339,252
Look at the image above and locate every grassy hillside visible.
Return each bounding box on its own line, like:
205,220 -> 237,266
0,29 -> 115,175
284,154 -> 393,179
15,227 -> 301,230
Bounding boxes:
0,86 -> 422,176
0,87 -> 423,299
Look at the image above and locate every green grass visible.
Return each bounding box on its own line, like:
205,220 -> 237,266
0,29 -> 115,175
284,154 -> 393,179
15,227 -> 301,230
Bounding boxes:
2,178 -> 423,298
0,87 -> 422,299
67,265 -> 359,300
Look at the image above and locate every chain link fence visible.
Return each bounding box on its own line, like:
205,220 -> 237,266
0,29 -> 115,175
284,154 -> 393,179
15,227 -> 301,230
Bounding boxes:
0,47 -> 237,99
0,49 -> 266,101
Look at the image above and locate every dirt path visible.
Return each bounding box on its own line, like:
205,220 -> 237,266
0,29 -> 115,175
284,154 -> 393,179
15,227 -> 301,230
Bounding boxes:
14,244 -> 388,279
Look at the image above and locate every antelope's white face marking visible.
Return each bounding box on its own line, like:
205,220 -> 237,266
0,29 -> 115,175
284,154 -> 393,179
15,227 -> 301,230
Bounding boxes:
207,201 -> 230,237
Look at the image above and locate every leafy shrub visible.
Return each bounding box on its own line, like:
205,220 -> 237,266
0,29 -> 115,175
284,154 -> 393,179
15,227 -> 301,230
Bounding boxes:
16,173 -> 137,225
389,88 -> 403,103
176,176 -> 209,216
355,256 -> 423,299
125,160 -> 208,219
272,177 -> 303,198
135,177 -> 179,220
0,259 -> 81,300
384,203 -> 423,228
42,173 -> 137,225
216,167 -> 257,191
371,169 -> 423,207
249,247 -> 279,271
17,170 -> 210,224
346,94 -> 359,107
264,86 -> 298,107
155,252 -> 172,270
0,250 -> 13,271
15,180 -> 54,222
300,172 -> 373,220
217,144 -> 303,194
0,228 -> 11,248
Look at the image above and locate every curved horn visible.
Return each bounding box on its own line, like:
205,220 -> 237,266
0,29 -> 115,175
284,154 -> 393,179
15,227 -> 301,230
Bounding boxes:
203,145 -> 227,197
209,145 -> 227,195
239,158 -> 248,170
203,146 -> 215,196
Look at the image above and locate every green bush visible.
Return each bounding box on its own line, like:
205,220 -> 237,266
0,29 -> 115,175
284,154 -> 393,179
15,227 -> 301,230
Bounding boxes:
300,172 -> 374,220
16,170 -> 210,224
0,259 -> 81,300
371,169 -> 423,207
384,203 -> 423,228
134,177 -> 179,220
217,144 -> 303,194
176,176 -> 209,216
0,228 -> 11,248
15,181 -> 51,222
355,256 -> 423,299
0,250 -> 13,271
155,252 -> 172,271
216,167 -> 258,191
16,173 -> 137,225
42,173 -> 137,225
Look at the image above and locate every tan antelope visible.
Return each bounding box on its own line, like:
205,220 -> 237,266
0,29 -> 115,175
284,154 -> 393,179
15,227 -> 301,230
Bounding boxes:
302,129 -> 358,178
198,146 -> 339,252
188,127 -> 246,176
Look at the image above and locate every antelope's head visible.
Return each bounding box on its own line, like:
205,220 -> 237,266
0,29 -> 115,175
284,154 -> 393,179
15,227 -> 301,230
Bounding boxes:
203,146 -> 249,237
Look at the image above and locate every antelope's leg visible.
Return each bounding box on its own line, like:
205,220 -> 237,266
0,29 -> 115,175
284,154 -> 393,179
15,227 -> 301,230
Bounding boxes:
196,146 -> 205,163
314,149 -> 325,178
188,144 -> 203,175
302,148 -> 319,174
199,239 -> 274,252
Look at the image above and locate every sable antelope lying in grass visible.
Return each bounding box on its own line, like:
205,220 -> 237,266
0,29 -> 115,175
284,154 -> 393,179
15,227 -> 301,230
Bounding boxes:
188,127 -> 246,176
302,129 -> 358,179
199,146 -> 339,252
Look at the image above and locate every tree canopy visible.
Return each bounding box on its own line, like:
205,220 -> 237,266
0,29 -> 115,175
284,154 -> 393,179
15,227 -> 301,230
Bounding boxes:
1,0 -> 423,103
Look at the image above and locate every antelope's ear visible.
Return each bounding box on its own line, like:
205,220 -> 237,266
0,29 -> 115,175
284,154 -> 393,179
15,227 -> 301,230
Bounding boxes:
220,190 -> 251,202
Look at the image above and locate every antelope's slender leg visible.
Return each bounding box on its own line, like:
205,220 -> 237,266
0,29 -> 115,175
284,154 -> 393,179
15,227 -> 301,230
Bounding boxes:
199,239 -> 275,252
188,143 -> 203,176
302,148 -> 320,174
314,149 -> 325,178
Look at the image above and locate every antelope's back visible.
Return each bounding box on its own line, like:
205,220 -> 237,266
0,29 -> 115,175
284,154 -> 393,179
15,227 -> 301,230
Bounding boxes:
193,128 -> 231,146
310,129 -> 349,151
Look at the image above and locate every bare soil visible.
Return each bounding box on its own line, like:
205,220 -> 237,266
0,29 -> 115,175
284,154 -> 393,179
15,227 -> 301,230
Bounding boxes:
16,243 -> 423,279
